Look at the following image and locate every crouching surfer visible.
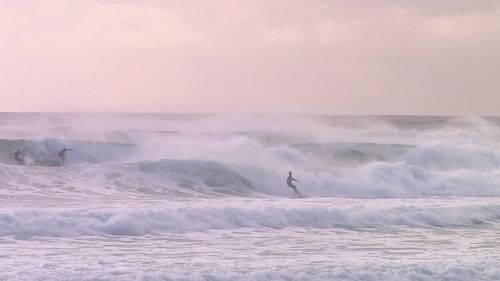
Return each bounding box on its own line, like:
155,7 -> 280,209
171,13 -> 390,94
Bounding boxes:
9,148 -> 29,165
287,171 -> 302,196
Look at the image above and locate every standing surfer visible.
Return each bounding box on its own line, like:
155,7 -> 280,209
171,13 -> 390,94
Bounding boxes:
287,171 -> 301,196
58,147 -> 74,165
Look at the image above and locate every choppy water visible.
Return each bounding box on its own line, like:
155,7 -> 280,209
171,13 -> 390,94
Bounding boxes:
1,113 -> 500,280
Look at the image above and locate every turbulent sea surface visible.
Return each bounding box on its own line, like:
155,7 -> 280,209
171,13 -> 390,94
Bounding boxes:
1,113 -> 500,280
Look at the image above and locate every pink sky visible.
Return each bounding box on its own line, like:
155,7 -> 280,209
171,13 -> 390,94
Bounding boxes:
1,0 -> 499,114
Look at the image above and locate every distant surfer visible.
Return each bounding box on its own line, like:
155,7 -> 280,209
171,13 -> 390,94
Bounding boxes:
58,147 -> 74,165
287,171 -> 301,196
9,148 -> 29,165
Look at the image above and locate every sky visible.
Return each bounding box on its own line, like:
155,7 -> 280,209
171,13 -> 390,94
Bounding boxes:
0,0 -> 499,115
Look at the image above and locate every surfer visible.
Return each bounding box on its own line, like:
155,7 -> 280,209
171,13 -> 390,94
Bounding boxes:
58,147 -> 74,165
9,148 -> 29,165
287,171 -> 301,196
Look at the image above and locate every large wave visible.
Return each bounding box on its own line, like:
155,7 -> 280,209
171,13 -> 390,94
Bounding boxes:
3,155 -> 500,199
1,114 -> 500,199
0,160 -> 258,197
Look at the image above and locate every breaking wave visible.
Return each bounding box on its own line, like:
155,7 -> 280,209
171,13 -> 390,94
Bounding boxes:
0,139 -> 138,166
4,264 -> 500,281
1,203 -> 499,237
1,114 -> 500,199
2,158 -> 500,199
0,159 -> 258,197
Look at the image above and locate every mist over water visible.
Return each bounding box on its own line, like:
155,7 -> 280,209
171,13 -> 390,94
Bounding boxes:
2,113 -> 500,198
1,113 -> 499,280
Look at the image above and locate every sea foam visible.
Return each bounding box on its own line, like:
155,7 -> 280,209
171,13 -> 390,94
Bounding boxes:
1,202 -> 499,237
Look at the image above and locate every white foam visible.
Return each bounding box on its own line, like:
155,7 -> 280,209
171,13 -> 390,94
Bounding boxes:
2,263 -> 499,281
1,201 -> 499,237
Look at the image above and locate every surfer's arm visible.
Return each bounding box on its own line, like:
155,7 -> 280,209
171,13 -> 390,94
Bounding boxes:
293,178 -> 300,182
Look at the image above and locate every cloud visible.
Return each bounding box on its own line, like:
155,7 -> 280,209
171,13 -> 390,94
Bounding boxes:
423,8 -> 500,41
261,27 -> 305,45
0,0 -> 204,55
313,19 -> 362,46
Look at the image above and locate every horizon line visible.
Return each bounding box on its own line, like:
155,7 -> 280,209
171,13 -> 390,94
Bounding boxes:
0,111 -> 499,118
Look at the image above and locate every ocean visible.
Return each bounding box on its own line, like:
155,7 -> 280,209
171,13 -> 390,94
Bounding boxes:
0,113 -> 499,280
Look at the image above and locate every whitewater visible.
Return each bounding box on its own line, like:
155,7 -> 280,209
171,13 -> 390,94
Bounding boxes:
1,113 -> 500,281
